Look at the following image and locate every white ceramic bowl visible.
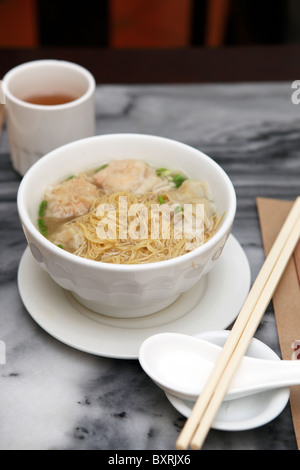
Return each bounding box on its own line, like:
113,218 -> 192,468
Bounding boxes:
17,134 -> 236,318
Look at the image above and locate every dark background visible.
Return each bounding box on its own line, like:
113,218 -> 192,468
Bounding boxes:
1,0 -> 300,49
37,0 -> 297,48
1,0 -> 300,84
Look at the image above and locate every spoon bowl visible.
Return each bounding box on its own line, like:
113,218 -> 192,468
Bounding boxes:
139,332 -> 300,401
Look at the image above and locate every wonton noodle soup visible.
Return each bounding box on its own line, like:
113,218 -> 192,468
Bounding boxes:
18,133 -> 236,318
38,159 -> 222,265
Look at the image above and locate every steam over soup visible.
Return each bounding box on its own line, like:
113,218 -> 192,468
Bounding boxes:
38,159 -> 222,264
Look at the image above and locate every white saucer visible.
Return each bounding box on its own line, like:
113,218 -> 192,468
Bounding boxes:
17,235 -> 251,360
165,330 -> 290,431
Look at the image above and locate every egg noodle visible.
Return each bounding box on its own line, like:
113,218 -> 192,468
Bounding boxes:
69,191 -> 221,265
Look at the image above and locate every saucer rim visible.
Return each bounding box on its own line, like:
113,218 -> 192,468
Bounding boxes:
17,234 -> 251,359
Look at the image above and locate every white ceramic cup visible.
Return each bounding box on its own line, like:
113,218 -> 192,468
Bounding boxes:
2,59 -> 96,176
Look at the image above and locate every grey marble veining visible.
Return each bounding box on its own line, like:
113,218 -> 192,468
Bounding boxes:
0,82 -> 300,450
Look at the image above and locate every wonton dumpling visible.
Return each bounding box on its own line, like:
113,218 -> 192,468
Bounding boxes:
44,175 -> 99,219
51,224 -> 84,252
165,180 -> 216,231
93,159 -> 161,195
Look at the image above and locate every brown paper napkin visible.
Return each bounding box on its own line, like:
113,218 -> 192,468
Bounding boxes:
257,197 -> 300,448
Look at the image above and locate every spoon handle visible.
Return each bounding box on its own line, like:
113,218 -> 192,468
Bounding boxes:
227,358 -> 300,399
255,359 -> 300,386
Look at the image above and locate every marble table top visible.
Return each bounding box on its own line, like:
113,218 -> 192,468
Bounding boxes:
0,82 -> 299,450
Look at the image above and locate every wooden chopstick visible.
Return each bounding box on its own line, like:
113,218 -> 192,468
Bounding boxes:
191,214 -> 300,449
178,197 -> 300,450
176,196 -> 300,450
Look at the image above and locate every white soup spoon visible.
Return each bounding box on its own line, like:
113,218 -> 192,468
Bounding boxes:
139,332 -> 300,401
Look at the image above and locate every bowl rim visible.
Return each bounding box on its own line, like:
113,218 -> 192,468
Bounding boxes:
17,133 -> 237,272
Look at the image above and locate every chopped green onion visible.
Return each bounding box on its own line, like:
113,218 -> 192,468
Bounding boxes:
156,168 -> 172,177
65,175 -> 76,181
156,168 -> 167,176
38,200 -> 48,236
38,218 -> 48,237
38,200 -> 47,218
174,205 -> 183,214
57,244 -> 64,249
158,195 -> 165,205
173,174 -> 186,188
95,163 -> 108,173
